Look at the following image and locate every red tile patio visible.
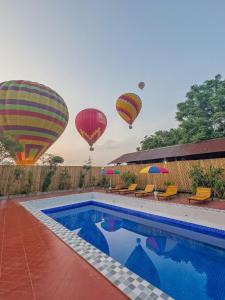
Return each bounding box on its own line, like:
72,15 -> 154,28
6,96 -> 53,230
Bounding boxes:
1,189 -> 225,300
0,196 -> 128,300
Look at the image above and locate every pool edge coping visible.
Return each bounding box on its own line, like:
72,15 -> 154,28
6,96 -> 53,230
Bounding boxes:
20,196 -> 173,300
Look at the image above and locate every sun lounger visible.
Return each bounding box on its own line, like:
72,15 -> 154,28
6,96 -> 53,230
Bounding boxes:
158,186 -> 178,200
106,184 -> 123,193
117,184 -> 137,194
188,187 -> 212,204
134,184 -> 154,197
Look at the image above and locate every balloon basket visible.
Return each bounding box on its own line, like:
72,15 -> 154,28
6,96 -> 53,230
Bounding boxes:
129,125 -> 132,129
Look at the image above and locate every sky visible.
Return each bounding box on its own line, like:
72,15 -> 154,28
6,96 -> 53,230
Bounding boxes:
1,0 -> 225,166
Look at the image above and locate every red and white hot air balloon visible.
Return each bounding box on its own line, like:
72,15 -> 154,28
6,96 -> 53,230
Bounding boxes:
75,108 -> 107,151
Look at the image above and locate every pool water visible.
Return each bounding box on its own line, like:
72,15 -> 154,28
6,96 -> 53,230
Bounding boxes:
43,201 -> 225,300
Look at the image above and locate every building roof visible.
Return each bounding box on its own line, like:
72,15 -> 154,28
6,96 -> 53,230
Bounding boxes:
109,137 -> 225,164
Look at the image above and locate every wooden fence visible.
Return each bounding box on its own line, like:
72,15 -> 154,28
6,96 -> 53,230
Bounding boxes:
0,158 -> 225,196
107,158 -> 225,192
0,165 -> 102,196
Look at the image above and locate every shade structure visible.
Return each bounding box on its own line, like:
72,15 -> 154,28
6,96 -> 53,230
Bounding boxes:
100,168 -> 120,188
140,166 -> 169,191
140,166 -> 169,174
100,168 -> 120,175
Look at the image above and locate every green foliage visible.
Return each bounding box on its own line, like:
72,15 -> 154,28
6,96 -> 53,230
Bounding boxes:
0,133 -> 24,164
138,129 -> 183,150
164,180 -> 175,187
121,171 -> 136,187
91,175 -> 97,187
97,175 -> 109,187
189,164 -> 225,198
21,171 -> 34,194
13,167 -> 24,181
78,172 -> 85,188
78,157 -> 92,189
58,168 -> 71,190
6,166 -> 25,197
41,154 -> 64,192
138,75 -> 225,150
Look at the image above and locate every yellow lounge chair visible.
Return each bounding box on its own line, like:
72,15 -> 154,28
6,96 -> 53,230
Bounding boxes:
106,183 -> 123,193
134,184 -> 154,197
158,186 -> 178,200
188,187 -> 212,204
117,184 -> 138,194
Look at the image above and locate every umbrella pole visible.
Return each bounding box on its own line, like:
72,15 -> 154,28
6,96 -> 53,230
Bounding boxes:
154,177 -> 156,192
109,177 -> 112,189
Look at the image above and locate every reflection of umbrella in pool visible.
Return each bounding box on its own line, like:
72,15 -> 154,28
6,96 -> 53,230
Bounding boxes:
140,166 -> 169,191
101,215 -> 123,232
125,238 -> 160,288
78,218 -> 109,255
146,235 -> 177,255
100,168 -> 120,189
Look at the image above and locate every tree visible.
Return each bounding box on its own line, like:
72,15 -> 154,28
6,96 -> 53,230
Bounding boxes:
138,75 -> 225,150
0,133 -> 23,164
41,154 -> 64,192
78,156 -> 92,189
137,128 -> 183,150
176,74 -> 225,143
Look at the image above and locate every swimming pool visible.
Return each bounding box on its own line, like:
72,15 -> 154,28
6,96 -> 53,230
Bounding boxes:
43,200 -> 225,300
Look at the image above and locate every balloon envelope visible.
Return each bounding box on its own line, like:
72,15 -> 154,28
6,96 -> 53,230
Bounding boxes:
0,80 -> 69,165
75,108 -> 107,150
116,93 -> 142,128
138,82 -> 145,90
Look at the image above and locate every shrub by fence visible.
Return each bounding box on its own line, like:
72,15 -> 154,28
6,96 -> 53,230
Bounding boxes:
0,158 -> 225,196
108,158 -> 225,193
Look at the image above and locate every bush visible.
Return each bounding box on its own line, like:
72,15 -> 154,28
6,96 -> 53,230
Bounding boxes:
41,155 -> 64,192
121,171 -> 136,187
58,168 -> 71,190
78,172 -> 85,188
189,164 -> 225,199
21,171 -> 34,194
164,180 -> 175,187
97,175 -> 109,188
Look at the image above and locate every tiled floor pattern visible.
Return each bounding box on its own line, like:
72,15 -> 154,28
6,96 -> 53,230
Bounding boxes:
1,189 -> 224,300
0,199 -> 128,300
21,199 -> 172,300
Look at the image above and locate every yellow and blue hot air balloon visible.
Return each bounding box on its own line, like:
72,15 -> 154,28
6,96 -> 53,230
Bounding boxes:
116,93 -> 142,129
0,80 -> 69,165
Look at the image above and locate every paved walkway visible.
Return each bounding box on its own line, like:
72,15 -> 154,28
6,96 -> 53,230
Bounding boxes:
1,189 -> 224,299
0,197 -> 128,300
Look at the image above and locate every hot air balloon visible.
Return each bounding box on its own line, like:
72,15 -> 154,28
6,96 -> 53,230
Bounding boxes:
75,108 -> 107,151
116,93 -> 142,129
138,82 -> 145,90
0,80 -> 69,165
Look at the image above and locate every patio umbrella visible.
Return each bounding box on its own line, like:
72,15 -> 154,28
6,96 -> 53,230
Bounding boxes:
101,215 -> 123,232
100,168 -> 120,188
140,166 -> 169,191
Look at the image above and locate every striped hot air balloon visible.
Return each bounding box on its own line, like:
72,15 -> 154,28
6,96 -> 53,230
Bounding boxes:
116,93 -> 142,128
0,80 -> 69,165
75,108 -> 107,151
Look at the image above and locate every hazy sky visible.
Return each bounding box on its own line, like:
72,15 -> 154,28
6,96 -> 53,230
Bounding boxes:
1,0 -> 225,166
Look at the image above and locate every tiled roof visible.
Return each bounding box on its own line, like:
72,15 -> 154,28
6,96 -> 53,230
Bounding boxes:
109,137 -> 225,164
